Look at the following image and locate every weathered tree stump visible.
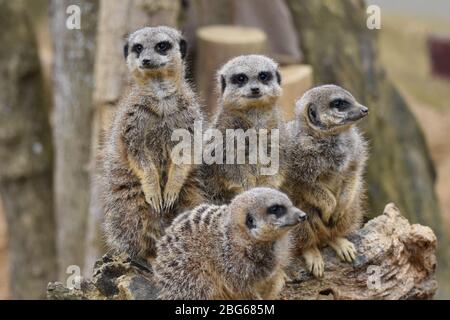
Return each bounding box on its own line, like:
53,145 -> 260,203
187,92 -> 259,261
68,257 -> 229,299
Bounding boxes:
278,64 -> 313,121
47,203 -> 437,300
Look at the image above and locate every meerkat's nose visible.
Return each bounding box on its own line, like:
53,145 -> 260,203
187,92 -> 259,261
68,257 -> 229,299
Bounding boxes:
360,106 -> 369,115
295,208 -> 308,222
142,59 -> 151,67
251,87 -> 260,95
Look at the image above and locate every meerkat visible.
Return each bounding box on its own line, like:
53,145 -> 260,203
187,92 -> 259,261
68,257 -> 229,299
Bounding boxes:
282,84 -> 369,278
201,55 -> 285,204
101,26 -> 205,261
153,187 -> 307,300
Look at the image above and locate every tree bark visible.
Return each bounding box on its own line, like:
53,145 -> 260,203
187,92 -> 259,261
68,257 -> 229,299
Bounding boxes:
50,0 -> 99,279
47,203 -> 437,300
84,0 -> 180,275
285,0 -> 449,297
0,0 -> 57,299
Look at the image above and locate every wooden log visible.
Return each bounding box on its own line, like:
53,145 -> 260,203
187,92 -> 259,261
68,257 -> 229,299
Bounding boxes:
195,25 -> 267,118
47,203 -> 437,300
279,64 -> 313,121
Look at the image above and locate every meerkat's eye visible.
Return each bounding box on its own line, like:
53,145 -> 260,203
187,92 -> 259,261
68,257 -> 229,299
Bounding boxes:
267,204 -> 287,217
246,213 -> 256,229
330,99 -> 348,110
258,71 -> 273,84
231,73 -> 249,86
155,41 -> 172,55
132,44 -> 143,55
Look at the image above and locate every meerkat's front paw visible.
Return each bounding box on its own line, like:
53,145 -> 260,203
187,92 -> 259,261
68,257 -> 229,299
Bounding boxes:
303,247 -> 325,278
163,187 -> 180,211
328,237 -> 357,263
144,188 -> 163,213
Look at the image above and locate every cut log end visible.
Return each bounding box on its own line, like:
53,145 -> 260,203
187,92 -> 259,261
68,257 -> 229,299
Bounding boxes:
47,203 -> 438,300
196,25 -> 267,45
278,64 -> 313,121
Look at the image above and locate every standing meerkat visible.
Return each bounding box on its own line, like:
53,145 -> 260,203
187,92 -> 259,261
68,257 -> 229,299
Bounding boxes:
202,55 -> 285,204
154,187 -> 307,300
101,26 -> 205,261
282,84 -> 369,278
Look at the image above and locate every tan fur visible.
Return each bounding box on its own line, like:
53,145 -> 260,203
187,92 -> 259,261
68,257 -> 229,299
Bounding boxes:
154,188 -> 307,300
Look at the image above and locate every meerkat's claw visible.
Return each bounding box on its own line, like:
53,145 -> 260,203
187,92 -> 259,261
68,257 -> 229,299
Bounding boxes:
303,247 -> 325,278
163,189 -> 180,211
329,237 -> 357,263
145,192 -> 163,213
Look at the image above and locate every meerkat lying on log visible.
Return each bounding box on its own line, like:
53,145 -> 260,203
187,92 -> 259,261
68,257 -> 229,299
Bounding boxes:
154,187 -> 307,300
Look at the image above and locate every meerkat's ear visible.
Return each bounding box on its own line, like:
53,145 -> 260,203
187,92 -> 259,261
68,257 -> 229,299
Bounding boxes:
308,103 -> 319,125
123,42 -> 129,60
221,75 -> 226,94
179,38 -> 187,59
276,71 -> 282,85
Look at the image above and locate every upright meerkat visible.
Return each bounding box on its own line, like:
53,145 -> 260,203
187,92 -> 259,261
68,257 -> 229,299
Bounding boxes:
101,26 -> 205,261
282,84 -> 369,278
154,187 -> 307,300
202,55 -> 285,204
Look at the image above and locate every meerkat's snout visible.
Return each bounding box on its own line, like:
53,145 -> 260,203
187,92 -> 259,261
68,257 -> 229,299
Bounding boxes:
343,103 -> 369,123
279,207 -> 307,228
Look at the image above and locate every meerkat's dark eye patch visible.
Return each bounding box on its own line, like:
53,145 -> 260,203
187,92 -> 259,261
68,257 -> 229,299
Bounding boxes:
267,204 -> 287,217
155,41 -> 173,55
132,44 -> 144,56
246,213 -> 256,229
231,73 -> 249,87
330,99 -> 349,110
258,71 -> 273,84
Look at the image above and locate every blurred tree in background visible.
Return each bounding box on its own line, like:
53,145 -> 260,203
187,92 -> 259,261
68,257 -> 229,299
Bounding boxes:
0,0 -> 56,299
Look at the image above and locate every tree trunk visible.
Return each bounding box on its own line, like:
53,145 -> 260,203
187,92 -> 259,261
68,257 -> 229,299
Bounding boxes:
285,0 -> 449,297
47,203 -> 437,300
0,0 -> 57,299
50,0 -> 99,279
84,0 -> 180,275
